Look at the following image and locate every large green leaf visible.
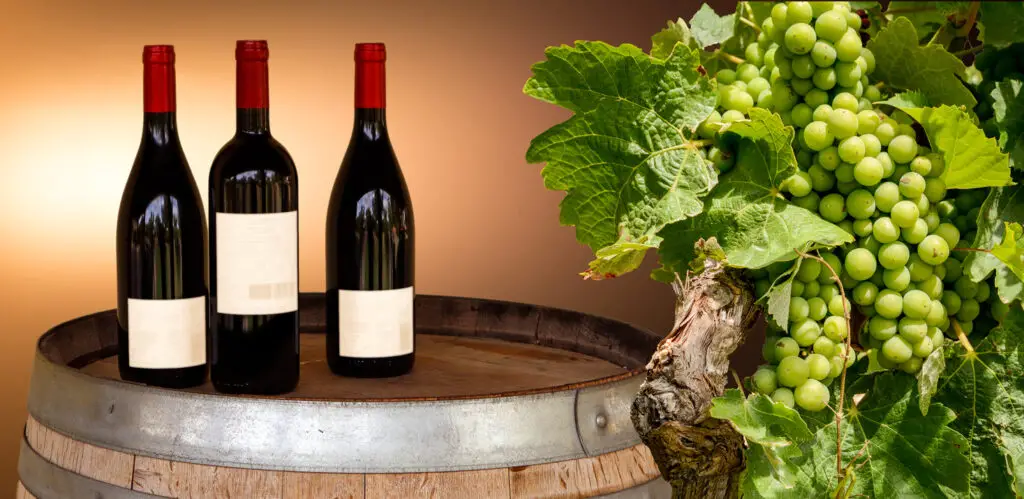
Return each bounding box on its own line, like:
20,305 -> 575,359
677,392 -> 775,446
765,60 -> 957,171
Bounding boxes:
524,41 -> 718,278
736,373 -> 971,497
879,100 -> 1011,189
990,79 -> 1024,171
963,185 -> 1024,303
709,389 -> 813,497
657,109 -> 854,270
980,2 -> 1024,49
867,17 -> 976,108
884,2 -> 969,36
934,307 -> 1024,498
689,3 -> 735,49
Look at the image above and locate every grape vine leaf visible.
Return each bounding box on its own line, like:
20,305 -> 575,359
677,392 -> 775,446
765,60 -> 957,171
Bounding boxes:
883,2 -> 969,36
963,185 -> 1024,303
867,17 -> 976,108
734,373 -> 971,497
656,109 -> 854,271
876,90 -> 929,108
523,41 -> 718,279
991,222 -> 1024,285
766,258 -> 802,330
933,307 -> 1024,498
916,342 -> 946,416
979,2 -> 1024,49
990,79 -> 1024,171
709,389 -> 813,496
689,4 -> 735,49
651,18 -> 695,60
878,100 -> 1011,189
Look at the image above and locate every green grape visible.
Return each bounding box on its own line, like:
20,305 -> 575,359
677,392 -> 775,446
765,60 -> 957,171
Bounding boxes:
933,224 -> 960,251
724,89 -> 755,113
853,281 -> 879,306
797,258 -> 822,282
805,88 -> 830,108
838,219 -> 855,235
890,200 -> 920,228
883,266 -> 911,291
959,320 -> 975,335
792,319 -> 822,346
797,149 -> 814,168
791,103 -> 814,128
819,193 -> 847,222
808,164 -> 836,192
858,97 -> 873,112
737,63 -> 761,82
813,336 -> 836,356
803,121 -> 834,151
792,55 -> 816,79
777,356 -> 810,388
860,133 -> 881,157
764,45 -> 779,70
855,55 -> 868,75
958,298 -> 981,322
992,300 -> 1010,323
716,69 -> 737,85
829,355 -> 845,377
859,234 -> 882,254
918,275 -> 944,300
903,289 -> 932,319
954,275 -> 978,299
875,289 -> 904,319
771,2 -> 790,29
872,217 -> 901,244
898,172 -> 926,198
790,296 -> 810,321
927,153 -> 946,177
815,9 -> 848,42
806,353 -> 831,380
819,253 -> 843,283
864,83 -> 881,102
869,315 -> 898,340
772,387 -> 796,408
746,77 -> 771,100
874,122 -> 896,146
878,242 -> 910,270
898,317 -> 928,343
813,104 -> 833,122
829,295 -> 850,317
795,379 -> 830,411
846,188 -> 875,219
900,357 -> 923,374
835,61 -> 862,87
902,218 -> 929,245
828,108 -> 859,139
933,261 -> 947,281
786,23 -> 818,54
923,178 -> 947,204
941,290 -> 962,315
792,78 -> 815,96
722,110 -> 746,122
811,40 -> 837,67
773,83 -> 798,111
854,157 -> 883,186
852,219 -> 873,237
755,279 -> 771,298
897,123 -> 917,138
923,210 -> 940,232
819,283 -> 840,302
925,299 -> 947,326
823,315 -> 848,342
803,280 -> 821,299
913,256 -> 937,282
936,199 -> 958,219
913,193 -> 930,214
835,163 -> 855,183
912,336 -> 934,358
817,146 -> 841,170
877,152 -> 895,178
845,247 -> 877,280
812,67 -> 838,90
745,42 -> 765,67
787,1 -> 813,23
882,335 -> 914,363
838,136 -> 866,163
976,281 -> 991,303
832,92 -> 859,112
874,182 -> 900,213
783,171 -> 813,197
762,337 -> 777,362
917,234 -> 950,266
808,297 -> 829,321
845,9 -> 862,29
836,28 -> 863,62
888,135 -> 919,164
792,280 -> 806,297
929,327 -> 945,350
792,193 -> 821,211
909,156 -> 932,176
752,366 -> 778,394
836,180 -> 859,195
861,48 -> 876,74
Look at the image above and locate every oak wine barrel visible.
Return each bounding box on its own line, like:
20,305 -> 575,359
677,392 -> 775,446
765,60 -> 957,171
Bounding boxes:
17,292 -> 670,498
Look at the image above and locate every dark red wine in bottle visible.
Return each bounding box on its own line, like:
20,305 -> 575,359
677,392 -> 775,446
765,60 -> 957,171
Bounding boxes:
326,42 -> 416,378
208,40 -> 299,394
116,45 -> 208,388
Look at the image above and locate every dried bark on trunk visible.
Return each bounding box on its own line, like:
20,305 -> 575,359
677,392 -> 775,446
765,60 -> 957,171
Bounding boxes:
630,255 -> 759,499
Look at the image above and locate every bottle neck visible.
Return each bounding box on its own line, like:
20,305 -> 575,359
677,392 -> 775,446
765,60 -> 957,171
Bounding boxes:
237,59 -> 270,134
142,60 -> 178,145
355,59 -> 385,109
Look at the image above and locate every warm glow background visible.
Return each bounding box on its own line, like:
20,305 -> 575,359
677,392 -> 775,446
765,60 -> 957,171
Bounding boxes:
0,0 -> 747,490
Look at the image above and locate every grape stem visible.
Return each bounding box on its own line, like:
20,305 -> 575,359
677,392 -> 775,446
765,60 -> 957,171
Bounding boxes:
707,49 -> 746,66
884,6 -> 936,15
952,45 -> 985,57
926,24 -> 948,47
952,246 -> 991,254
955,2 -> 981,38
794,247 -> 851,481
738,16 -> 761,33
952,319 -> 975,354
730,370 -> 746,396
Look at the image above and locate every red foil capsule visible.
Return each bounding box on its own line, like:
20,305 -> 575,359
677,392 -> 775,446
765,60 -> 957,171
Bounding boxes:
236,40 -> 270,109
355,43 -> 386,109
142,45 -> 175,113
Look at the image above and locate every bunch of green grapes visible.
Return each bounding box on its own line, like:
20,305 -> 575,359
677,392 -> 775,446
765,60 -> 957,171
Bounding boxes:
708,1 -> 997,413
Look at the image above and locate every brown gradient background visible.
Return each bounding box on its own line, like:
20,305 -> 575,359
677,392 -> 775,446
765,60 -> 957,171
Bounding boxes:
0,0 -> 747,490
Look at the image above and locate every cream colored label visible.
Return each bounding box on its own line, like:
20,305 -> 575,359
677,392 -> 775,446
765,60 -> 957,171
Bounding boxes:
128,296 -> 206,369
338,287 -> 414,357
215,212 -> 298,315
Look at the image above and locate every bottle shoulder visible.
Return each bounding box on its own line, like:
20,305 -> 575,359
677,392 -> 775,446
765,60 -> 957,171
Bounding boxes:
210,133 -> 297,180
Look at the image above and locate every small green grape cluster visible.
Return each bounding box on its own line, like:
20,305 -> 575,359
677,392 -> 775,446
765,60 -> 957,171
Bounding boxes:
971,43 -> 1024,135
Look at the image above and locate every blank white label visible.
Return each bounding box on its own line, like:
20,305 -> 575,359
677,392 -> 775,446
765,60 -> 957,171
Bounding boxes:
338,286 -> 414,357
215,211 -> 298,315
128,296 -> 206,369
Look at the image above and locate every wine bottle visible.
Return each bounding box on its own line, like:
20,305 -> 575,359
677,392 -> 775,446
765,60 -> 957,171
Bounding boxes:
208,40 -> 300,394
326,42 -> 416,378
116,45 -> 208,388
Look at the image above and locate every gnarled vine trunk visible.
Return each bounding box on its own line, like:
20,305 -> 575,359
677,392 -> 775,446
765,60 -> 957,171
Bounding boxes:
630,257 -> 759,499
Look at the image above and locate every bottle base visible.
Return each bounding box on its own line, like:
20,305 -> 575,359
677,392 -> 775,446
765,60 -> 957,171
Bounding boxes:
118,364 -> 207,389
210,377 -> 299,396
328,353 -> 415,378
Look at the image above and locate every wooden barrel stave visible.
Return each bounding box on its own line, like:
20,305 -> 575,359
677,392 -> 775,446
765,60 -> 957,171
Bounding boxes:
19,293 -> 670,498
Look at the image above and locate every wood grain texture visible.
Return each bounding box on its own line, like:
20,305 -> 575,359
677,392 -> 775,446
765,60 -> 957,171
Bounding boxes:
15,481 -> 35,499
365,468 -> 510,499
79,334 -> 626,400
132,456 -> 283,498
281,472 -> 364,499
25,415 -> 134,487
509,445 -> 661,499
